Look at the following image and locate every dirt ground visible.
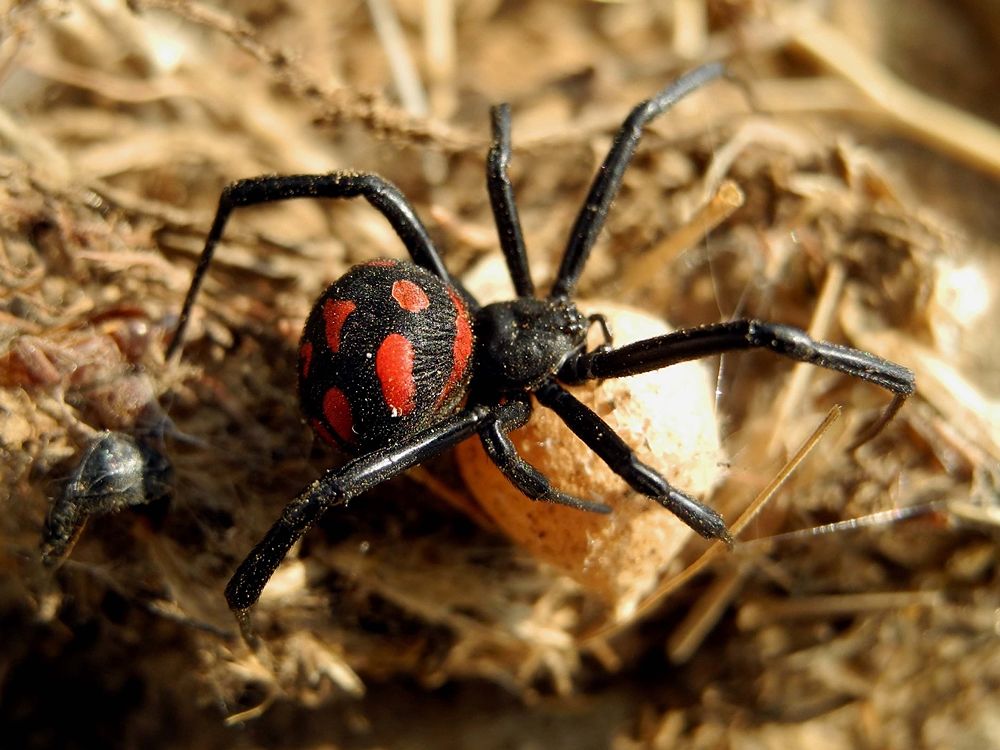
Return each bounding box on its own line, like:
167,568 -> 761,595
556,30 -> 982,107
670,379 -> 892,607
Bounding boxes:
2,1 -> 999,748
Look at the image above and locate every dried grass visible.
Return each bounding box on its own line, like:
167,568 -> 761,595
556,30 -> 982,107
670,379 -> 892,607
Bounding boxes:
2,1 -> 998,748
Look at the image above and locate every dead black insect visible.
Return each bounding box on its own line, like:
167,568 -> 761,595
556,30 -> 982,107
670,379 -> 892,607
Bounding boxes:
41,431 -> 172,566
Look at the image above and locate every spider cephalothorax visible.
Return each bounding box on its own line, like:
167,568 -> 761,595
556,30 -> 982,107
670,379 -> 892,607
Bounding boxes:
167,63 -> 914,637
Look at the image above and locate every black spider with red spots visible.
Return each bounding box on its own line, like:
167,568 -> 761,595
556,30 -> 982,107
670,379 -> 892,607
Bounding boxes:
166,63 -> 914,641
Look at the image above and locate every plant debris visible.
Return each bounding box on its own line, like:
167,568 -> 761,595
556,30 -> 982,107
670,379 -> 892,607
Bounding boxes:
2,1 -> 998,748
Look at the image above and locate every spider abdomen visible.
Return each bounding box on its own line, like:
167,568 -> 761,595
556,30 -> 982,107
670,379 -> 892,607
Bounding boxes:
298,260 -> 474,453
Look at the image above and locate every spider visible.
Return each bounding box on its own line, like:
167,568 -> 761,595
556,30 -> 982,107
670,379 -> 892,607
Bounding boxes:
166,63 -> 914,636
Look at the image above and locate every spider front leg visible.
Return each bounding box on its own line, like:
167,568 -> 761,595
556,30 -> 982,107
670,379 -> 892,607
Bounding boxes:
478,397 -> 612,514
167,172 -> 453,359
559,319 -> 915,448
550,62 -> 725,298
225,406 -> 491,643
534,381 -> 732,544
487,104 -> 534,297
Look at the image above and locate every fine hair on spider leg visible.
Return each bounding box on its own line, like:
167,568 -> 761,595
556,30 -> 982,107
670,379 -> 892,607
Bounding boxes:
167,62 -> 914,639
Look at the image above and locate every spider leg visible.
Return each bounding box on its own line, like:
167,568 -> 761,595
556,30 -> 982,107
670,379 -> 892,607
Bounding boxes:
224,405 -> 492,641
487,104 -> 534,297
559,319 -> 915,448
534,381 -> 732,544
478,397 -> 611,514
167,172 -> 451,359
550,62 -> 725,298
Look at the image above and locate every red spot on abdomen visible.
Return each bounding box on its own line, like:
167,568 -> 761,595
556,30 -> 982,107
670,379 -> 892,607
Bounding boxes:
391,280 -> 430,312
322,387 -> 354,444
309,417 -> 338,448
299,340 -> 314,378
375,334 -> 416,416
437,288 -> 474,406
323,299 -> 355,352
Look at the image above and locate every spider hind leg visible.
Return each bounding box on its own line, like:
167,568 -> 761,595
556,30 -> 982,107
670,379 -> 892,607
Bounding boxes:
224,406 -> 493,641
